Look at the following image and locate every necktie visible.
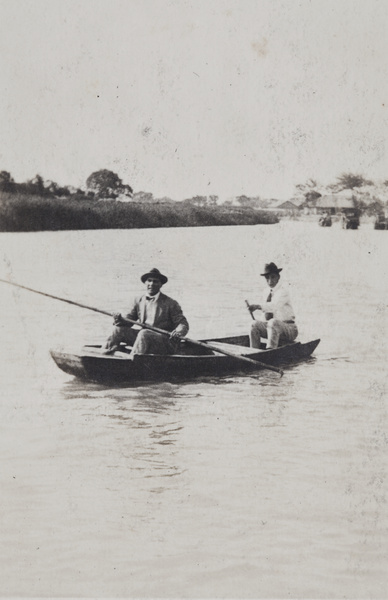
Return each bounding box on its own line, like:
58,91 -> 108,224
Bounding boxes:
144,296 -> 156,325
265,290 -> 273,320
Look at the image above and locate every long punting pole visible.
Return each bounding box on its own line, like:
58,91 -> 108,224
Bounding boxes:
0,278 -> 283,375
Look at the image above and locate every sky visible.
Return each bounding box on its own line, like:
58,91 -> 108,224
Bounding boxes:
1,0 -> 388,201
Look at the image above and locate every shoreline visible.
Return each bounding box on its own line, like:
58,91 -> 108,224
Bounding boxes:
0,191 -> 279,232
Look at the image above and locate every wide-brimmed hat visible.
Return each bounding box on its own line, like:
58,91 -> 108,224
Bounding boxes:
260,262 -> 282,276
141,268 -> 168,284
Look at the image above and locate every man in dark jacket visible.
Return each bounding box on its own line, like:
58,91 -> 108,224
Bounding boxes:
104,268 -> 189,356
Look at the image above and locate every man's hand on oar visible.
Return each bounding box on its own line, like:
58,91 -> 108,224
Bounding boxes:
245,299 -> 257,320
170,329 -> 183,340
112,312 -> 125,325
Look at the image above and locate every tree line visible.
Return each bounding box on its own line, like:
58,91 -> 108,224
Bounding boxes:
2,168 -> 388,208
0,169 -> 134,201
1,166 -> 386,232
0,168 -> 279,231
0,169 -> 274,208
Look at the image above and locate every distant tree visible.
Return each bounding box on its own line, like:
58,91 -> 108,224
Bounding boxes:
185,195 -> 219,207
156,196 -> 174,204
0,170 -> 15,192
365,199 -> 384,216
184,195 -> 208,207
55,185 -> 72,197
295,178 -> 320,194
236,195 -> 259,208
335,172 -> 373,190
295,178 -> 318,192
351,194 -> 367,215
22,174 -> 49,196
118,183 -> 133,199
236,195 -> 250,207
132,191 -> 154,203
31,174 -> 45,194
86,169 -> 133,199
294,178 -> 321,205
253,198 -> 271,208
305,190 -> 321,204
44,180 -> 58,195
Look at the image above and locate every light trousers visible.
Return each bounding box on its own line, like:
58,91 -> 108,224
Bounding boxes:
105,325 -> 176,355
250,319 -> 298,349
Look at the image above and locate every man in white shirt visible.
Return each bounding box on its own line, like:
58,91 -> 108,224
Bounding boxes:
247,262 -> 298,349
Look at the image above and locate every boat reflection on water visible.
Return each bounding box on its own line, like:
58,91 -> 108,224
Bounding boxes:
60,377 -> 187,486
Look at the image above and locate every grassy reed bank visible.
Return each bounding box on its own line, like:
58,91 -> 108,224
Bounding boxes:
0,192 -> 278,232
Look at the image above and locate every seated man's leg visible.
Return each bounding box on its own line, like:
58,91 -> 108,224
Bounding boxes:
250,320 -> 268,348
267,320 -> 298,349
131,329 -> 175,356
104,325 -> 138,353
280,322 -> 298,345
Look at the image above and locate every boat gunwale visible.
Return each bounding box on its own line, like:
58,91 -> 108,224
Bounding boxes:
49,337 -> 320,383
50,338 -> 320,364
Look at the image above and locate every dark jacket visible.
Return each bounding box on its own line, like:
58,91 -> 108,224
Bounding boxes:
125,292 -> 189,335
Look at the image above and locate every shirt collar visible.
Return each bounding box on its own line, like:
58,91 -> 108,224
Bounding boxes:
268,281 -> 282,293
145,291 -> 161,301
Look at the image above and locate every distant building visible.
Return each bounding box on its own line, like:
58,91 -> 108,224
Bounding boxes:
315,195 -> 355,215
272,198 -> 304,214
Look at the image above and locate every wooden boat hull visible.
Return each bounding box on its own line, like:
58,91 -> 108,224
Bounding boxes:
50,335 -> 320,384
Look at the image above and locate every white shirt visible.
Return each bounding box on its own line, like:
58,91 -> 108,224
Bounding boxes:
144,291 -> 161,325
259,281 -> 296,322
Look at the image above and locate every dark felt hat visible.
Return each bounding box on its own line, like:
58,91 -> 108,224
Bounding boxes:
260,262 -> 283,276
141,268 -> 168,285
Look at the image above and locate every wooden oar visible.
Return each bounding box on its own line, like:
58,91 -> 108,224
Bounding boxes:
245,299 -> 255,320
0,278 -> 283,375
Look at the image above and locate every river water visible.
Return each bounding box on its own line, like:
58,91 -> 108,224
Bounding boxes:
0,220 -> 386,598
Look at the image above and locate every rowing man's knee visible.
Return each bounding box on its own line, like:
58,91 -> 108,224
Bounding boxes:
250,321 -> 266,334
267,318 -> 282,331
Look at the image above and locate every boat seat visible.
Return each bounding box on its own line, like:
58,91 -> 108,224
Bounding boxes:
207,341 -> 265,356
